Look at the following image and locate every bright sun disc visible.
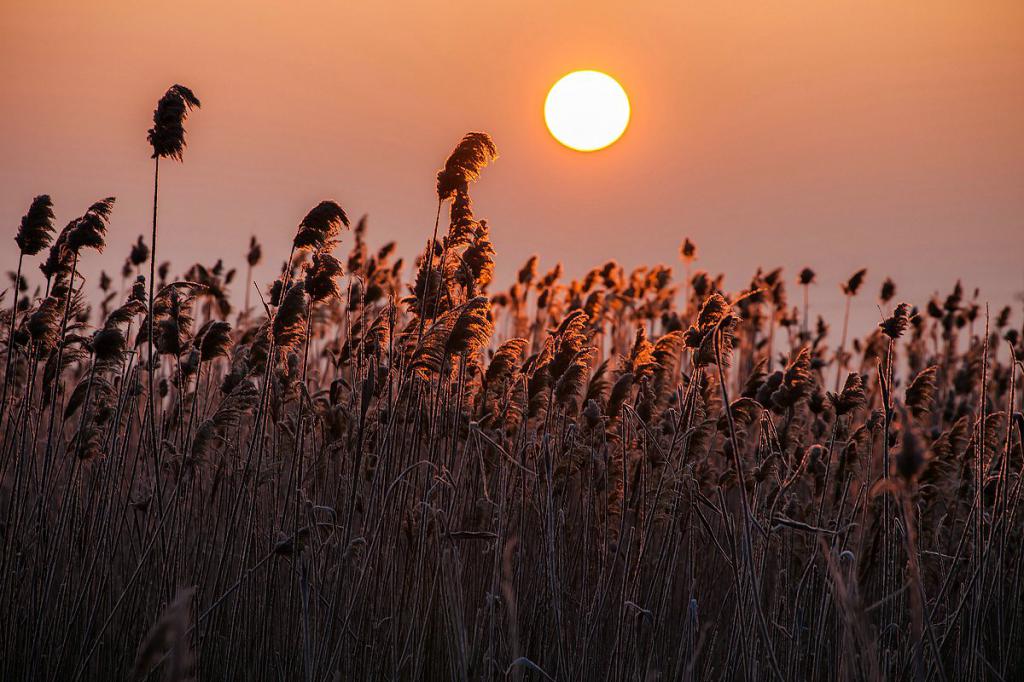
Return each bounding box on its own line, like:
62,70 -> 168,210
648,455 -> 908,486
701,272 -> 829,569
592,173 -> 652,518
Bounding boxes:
545,70 -> 630,152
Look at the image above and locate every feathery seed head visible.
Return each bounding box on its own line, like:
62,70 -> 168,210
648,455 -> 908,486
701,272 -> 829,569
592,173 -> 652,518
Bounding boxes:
148,84 -> 201,160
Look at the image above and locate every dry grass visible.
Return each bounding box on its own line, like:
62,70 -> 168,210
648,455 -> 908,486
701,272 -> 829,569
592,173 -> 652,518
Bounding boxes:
1,87 -> 1023,681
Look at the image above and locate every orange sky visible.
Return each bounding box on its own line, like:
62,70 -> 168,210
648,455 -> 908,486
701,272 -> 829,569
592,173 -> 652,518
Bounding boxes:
1,1 -> 1022,322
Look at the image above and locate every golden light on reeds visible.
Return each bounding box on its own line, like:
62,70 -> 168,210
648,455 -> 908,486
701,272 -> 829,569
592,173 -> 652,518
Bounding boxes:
2,69 -> 1022,681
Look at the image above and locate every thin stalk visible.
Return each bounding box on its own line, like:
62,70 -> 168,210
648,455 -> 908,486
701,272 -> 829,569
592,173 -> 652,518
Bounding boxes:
0,251 -> 24,426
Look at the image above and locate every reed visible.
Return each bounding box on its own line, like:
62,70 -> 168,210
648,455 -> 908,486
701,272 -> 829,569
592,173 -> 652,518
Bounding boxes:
0,95 -> 1022,682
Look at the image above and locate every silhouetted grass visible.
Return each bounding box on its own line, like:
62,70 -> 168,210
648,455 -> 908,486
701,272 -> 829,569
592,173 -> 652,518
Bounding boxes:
1,89 -> 1023,682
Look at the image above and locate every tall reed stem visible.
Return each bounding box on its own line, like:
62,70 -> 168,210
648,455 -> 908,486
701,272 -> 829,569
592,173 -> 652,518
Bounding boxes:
0,252 -> 24,426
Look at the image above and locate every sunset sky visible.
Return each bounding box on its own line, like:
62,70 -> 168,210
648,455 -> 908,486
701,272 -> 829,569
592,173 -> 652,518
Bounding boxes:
1,1 -> 1022,324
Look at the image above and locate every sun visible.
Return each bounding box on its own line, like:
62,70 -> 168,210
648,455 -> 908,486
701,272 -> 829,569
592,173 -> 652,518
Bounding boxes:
544,70 -> 630,152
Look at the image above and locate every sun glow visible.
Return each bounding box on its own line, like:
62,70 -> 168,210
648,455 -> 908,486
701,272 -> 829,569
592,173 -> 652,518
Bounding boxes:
544,70 -> 630,152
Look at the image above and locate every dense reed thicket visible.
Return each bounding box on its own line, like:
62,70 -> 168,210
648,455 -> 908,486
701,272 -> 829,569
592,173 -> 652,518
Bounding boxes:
1,86 -> 1023,681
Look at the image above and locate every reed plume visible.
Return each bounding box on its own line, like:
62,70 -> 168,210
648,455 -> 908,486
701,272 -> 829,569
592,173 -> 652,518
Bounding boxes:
880,302 -> 911,340
410,309 -> 458,379
842,268 -> 867,296
606,371 -> 633,421
445,295 -> 493,358
156,288 -> 197,356
148,85 -> 201,161
247,237 -> 262,267
684,293 -> 737,366
272,282 -> 308,355
243,235 -> 262,313
293,201 -> 350,253
446,189 -> 478,249
770,347 -> 814,410
905,365 -> 938,419
136,281 -> 202,351
456,222 -> 496,294
483,338 -> 527,411
130,235 -> 150,267
92,292 -> 146,373
487,337 -> 528,379
67,197 -> 115,254
304,250 -> 345,303
680,237 -> 697,263
27,295 -> 65,353
196,320 -> 233,361
192,379 -> 258,460
408,250 -> 455,319
91,327 -> 127,365
547,310 -> 589,383
436,132 -> 499,200
15,194 -> 56,256
518,255 -> 538,287
39,222 -> 75,284
880,277 -> 896,303
409,296 -> 492,379
554,349 -> 591,412
829,372 -> 866,416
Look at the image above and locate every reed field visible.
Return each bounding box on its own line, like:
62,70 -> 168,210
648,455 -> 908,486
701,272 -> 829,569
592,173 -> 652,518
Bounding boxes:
1,84 -> 1023,681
